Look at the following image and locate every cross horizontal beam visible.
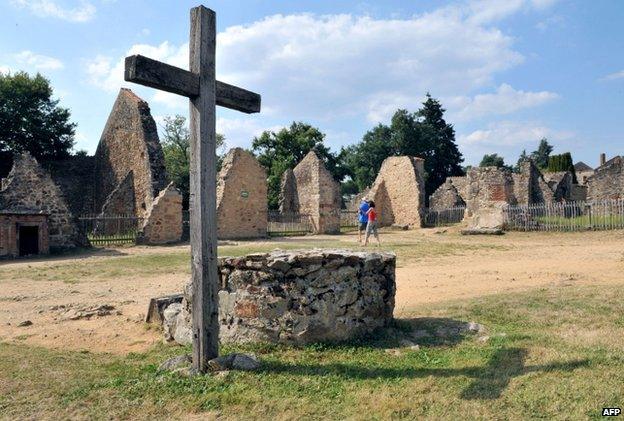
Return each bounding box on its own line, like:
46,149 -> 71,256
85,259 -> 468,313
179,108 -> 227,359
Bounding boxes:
124,54 -> 261,114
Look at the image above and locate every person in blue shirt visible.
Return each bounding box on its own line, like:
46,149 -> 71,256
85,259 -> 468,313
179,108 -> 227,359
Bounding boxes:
357,197 -> 370,243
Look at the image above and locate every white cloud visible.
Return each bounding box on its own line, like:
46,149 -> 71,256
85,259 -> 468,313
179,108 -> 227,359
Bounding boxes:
601,70 -> 624,81
11,0 -> 96,23
458,120 -> 573,147
447,83 -> 558,121
466,0 -> 560,24
13,50 -> 64,71
216,117 -> 282,149
0,65 -> 11,74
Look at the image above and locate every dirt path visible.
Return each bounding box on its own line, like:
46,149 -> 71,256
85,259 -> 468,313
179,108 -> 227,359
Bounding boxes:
1,230 -> 622,354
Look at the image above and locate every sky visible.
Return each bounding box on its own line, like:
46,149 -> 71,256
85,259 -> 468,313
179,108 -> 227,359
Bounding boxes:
1,0 -> 623,167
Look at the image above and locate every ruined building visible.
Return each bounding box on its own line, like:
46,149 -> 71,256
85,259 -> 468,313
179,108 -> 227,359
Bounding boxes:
462,166 -> 516,230
0,153 -> 86,258
94,88 -> 169,218
587,155 -> 624,201
279,151 -> 341,234
367,156 -> 426,228
216,148 -> 268,239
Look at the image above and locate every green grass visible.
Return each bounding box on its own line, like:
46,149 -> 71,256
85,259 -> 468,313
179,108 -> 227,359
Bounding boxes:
535,214 -> 624,228
1,283 -> 622,420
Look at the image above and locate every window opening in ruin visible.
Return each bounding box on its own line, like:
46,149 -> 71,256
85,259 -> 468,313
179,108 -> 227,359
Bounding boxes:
18,225 -> 39,256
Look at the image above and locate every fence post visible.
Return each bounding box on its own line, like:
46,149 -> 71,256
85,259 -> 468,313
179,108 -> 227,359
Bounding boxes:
585,203 -> 593,231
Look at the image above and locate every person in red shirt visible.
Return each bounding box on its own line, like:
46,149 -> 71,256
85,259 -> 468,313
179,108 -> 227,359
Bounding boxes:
364,201 -> 381,247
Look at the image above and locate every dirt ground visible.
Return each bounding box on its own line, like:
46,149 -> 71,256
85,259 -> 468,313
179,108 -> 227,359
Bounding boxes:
1,229 -> 623,354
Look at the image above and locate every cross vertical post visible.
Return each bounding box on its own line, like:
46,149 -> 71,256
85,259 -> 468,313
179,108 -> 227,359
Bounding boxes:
189,6 -> 219,372
124,4 -> 260,375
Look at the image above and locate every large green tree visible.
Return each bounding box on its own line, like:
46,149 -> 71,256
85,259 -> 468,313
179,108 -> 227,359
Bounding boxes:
342,94 -> 464,200
480,153 -> 509,169
530,138 -> 553,169
252,122 -> 346,209
0,71 -> 76,176
161,115 -> 225,209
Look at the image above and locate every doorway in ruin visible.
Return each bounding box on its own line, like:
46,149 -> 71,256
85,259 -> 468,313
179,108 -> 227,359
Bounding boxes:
19,226 -> 39,256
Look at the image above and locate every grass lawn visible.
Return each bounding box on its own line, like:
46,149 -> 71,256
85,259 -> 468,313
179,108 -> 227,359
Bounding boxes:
1,282 -> 622,420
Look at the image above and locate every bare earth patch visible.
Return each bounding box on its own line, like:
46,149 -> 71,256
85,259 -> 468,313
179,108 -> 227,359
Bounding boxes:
1,229 -> 623,354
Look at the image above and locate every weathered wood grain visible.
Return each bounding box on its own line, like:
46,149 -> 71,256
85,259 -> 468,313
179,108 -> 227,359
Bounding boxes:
189,5 -> 220,372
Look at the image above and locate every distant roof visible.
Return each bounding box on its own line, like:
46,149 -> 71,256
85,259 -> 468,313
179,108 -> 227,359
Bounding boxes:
574,161 -> 593,172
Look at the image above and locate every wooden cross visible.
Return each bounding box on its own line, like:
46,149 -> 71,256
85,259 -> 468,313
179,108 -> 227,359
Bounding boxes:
124,5 -> 261,373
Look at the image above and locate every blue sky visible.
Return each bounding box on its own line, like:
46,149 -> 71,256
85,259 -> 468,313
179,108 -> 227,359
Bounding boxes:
1,0 -> 623,167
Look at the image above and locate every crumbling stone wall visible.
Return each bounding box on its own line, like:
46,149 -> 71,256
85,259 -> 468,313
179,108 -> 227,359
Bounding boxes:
163,249 -> 396,345
278,168 -> 298,214
94,88 -> 168,218
139,183 -> 183,244
99,171 -> 136,216
587,156 -> 624,201
0,153 -> 85,251
281,151 -> 341,234
0,213 -> 49,258
45,155 -> 96,216
543,172 -> 573,202
463,167 -> 516,230
217,148 -> 267,239
368,156 -> 425,227
429,179 -> 465,210
512,160 -> 556,205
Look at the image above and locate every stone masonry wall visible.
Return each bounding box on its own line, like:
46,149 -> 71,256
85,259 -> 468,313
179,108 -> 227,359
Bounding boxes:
163,249 -> 396,345
100,171 -> 136,217
94,88 -> 168,218
289,151 -> 341,234
368,156 -> 425,227
278,168 -> 298,214
587,156 -> 624,201
463,167 -> 516,230
217,148 -> 267,239
0,153 -> 85,250
139,183 -> 183,245
429,179 -> 465,210
512,160 -> 556,205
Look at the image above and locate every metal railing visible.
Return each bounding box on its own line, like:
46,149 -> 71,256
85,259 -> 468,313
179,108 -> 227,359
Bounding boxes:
79,214 -> 143,246
424,206 -> 466,227
504,199 -> 624,232
267,211 -> 312,236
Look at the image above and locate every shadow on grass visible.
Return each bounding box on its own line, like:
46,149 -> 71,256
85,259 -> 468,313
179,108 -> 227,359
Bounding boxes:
260,348 -> 589,400
0,247 -> 128,266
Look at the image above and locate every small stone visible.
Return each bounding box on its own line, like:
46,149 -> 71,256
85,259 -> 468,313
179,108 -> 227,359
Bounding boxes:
208,354 -> 236,371
409,345 -> 420,351
231,353 -> 260,371
158,354 -> 192,371
477,335 -> 490,343
466,322 -> 485,333
18,320 -> 33,327
384,348 -> 402,356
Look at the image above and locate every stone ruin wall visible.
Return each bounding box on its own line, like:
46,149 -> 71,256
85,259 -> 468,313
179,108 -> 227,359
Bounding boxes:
368,156 -> 425,227
512,160 -> 556,205
587,156 -> 624,201
429,179 -> 465,210
216,148 -> 267,239
0,153 -> 85,250
284,151 -> 341,234
45,156 -> 96,216
94,88 -> 168,218
139,183 -> 183,245
99,171 -> 136,217
163,249 -> 396,345
463,166 -> 516,230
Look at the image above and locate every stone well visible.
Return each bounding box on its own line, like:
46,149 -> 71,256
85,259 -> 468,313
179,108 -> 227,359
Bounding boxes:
164,249 -> 396,345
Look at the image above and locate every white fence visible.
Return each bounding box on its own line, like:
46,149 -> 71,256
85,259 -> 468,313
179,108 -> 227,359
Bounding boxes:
424,206 -> 466,227
504,199 -> 624,232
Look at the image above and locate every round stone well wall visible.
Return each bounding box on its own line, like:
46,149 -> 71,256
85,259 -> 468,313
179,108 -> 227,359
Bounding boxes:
164,249 -> 396,345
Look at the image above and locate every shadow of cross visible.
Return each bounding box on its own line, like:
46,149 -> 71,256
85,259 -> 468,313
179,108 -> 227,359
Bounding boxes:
123,5 -> 261,374
261,347 -> 590,400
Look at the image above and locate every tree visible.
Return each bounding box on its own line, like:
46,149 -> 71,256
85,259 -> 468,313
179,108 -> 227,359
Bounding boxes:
0,71 -> 76,176
480,153 -> 507,168
530,138 -> 553,169
252,122 -> 347,210
547,152 -> 577,183
161,115 -> 225,209
342,94 -> 464,200
514,149 -> 529,172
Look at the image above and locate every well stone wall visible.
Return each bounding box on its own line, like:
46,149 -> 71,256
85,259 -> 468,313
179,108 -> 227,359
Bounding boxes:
163,249 -> 396,345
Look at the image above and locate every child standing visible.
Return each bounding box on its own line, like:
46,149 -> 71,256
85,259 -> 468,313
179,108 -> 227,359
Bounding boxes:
364,201 -> 381,247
